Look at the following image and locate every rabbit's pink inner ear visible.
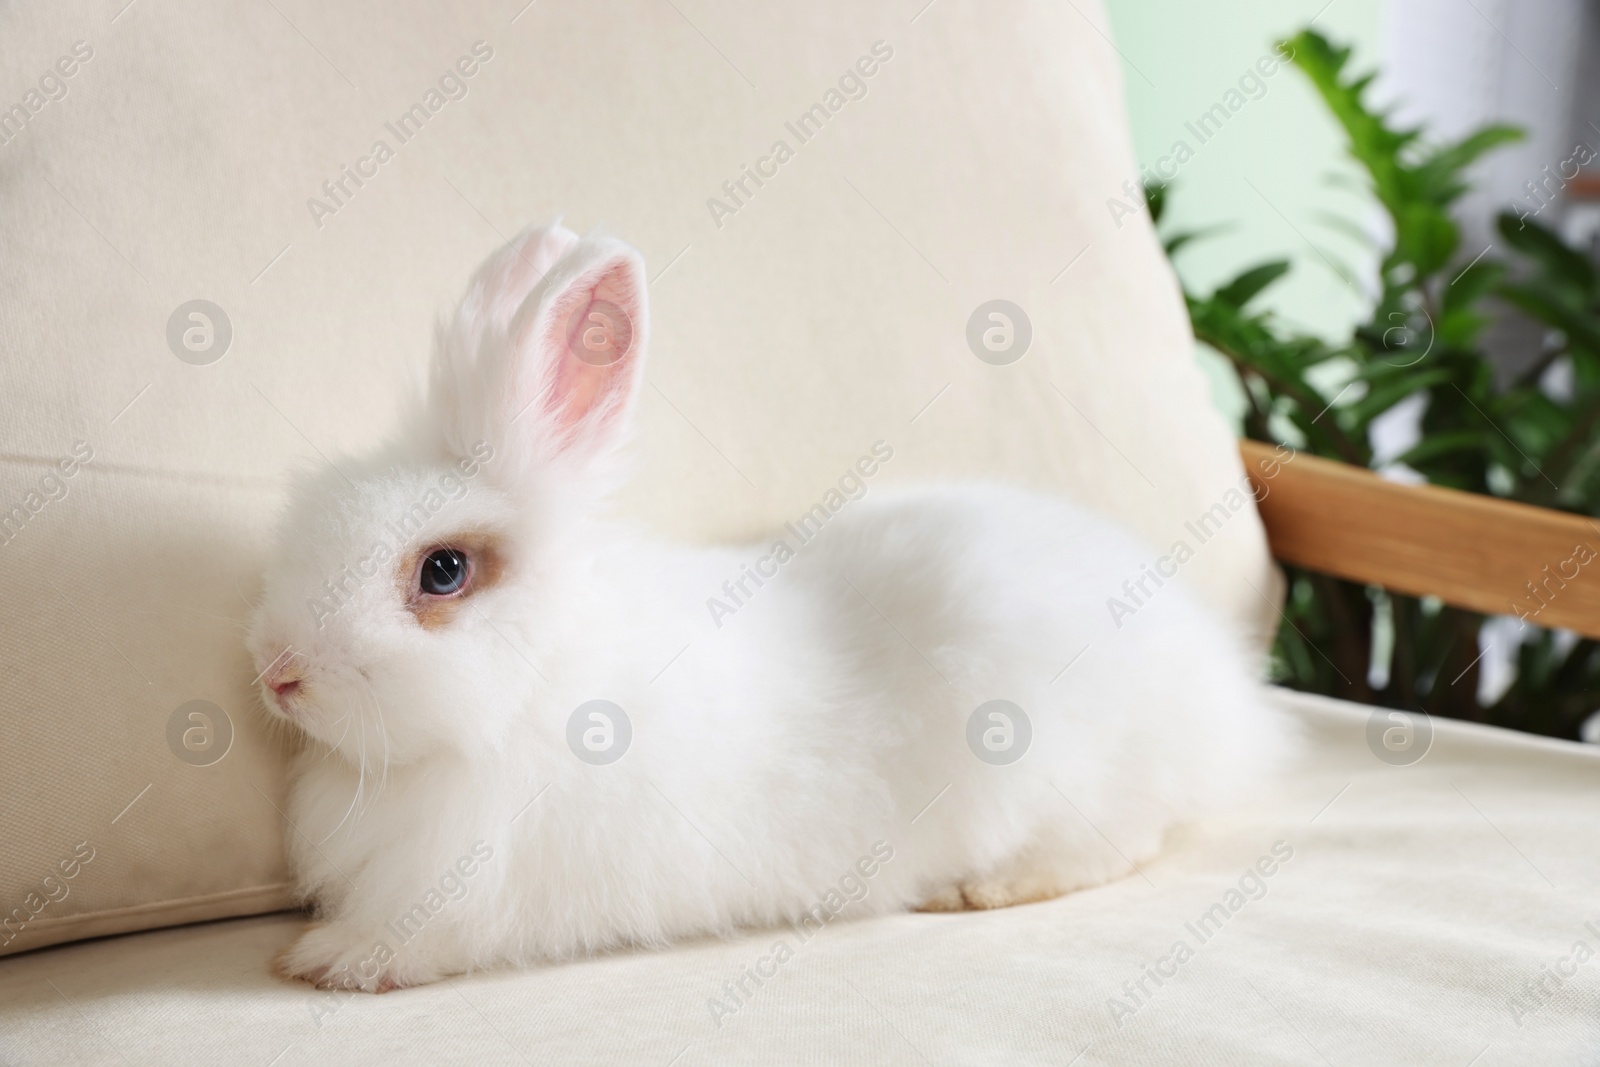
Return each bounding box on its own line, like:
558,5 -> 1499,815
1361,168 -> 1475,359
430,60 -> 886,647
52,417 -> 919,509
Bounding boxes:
538,257 -> 643,431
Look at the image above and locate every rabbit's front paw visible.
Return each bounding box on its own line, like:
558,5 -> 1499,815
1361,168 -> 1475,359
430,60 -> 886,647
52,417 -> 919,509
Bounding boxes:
917,842 -> 1152,912
272,922 -> 437,993
916,865 -> 1089,912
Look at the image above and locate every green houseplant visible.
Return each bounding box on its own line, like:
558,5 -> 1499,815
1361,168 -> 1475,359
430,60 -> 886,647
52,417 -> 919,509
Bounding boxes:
1156,29 -> 1600,739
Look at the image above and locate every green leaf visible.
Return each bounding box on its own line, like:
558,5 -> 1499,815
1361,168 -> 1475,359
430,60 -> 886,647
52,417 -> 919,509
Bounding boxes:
1442,259 -> 1504,316
1394,203 -> 1459,276
1143,180 -> 1167,225
1286,28 -> 1520,283
1346,370 -> 1452,424
1285,30 -> 1415,216
1163,224 -> 1229,259
1437,308 -> 1489,349
1496,211 -> 1595,292
1396,430 -> 1490,467
1414,125 -> 1524,201
1213,261 -> 1292,308
1498,283 -> 1600,355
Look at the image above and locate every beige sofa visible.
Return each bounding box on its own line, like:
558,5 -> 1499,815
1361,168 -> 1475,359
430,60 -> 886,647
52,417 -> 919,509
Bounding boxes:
2,1 -> 1596,1063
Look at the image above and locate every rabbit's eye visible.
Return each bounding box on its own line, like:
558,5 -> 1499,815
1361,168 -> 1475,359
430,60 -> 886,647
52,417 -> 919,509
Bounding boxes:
403,534 -> 502,629
419,548 -> 470,596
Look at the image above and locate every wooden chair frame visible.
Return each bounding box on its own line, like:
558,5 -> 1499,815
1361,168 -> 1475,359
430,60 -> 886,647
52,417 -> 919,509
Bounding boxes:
1239,440 -> 1600,640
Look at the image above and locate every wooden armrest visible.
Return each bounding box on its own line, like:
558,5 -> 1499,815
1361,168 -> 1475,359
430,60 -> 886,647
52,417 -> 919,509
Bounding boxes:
1239,440 -> 1600,639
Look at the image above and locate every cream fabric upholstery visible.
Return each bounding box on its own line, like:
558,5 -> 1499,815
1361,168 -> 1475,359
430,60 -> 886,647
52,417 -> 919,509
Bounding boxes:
0,0 -> 1278,952
3,691 -> 1595,1064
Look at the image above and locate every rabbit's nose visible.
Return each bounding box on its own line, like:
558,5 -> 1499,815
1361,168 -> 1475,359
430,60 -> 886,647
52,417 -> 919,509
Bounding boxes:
256,646 -> 303,694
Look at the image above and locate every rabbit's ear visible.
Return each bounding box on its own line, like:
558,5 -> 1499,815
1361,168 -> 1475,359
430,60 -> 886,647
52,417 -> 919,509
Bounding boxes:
463,223 -> 580,334
435,227 -> 648,471
505,235 -> 647,441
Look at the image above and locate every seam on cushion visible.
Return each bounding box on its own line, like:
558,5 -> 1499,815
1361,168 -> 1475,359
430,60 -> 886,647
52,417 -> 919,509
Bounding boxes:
0,453 -> 282,489
0,882 -> 296,957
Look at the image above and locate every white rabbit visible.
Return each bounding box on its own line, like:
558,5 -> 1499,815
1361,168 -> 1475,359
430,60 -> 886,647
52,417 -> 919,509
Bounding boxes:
247,223 -> 1297,993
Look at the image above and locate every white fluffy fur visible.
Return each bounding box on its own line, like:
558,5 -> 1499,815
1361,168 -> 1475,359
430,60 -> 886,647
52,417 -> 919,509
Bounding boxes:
247,224 -> 1297,992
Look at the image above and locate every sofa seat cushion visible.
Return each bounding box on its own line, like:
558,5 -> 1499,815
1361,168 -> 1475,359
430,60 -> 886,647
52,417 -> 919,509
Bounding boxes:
2,689 -> 1592,1066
